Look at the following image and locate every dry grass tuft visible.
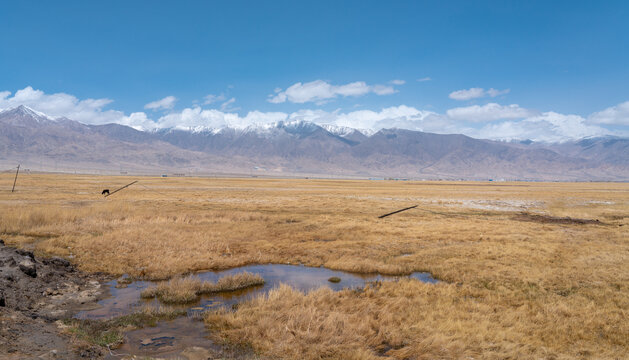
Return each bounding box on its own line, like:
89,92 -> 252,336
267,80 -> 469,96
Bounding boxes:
138,304 -> 182,317
141,276 -> 201,303
141,272 -> 264,304
199,272 -> 265,294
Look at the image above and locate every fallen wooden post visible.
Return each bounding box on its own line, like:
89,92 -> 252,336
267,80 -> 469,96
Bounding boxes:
104,180 -> 138,197
378,205 -> 418,218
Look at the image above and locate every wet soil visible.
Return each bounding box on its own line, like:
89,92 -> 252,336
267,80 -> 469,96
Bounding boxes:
513,212 -> 605,225
104,317 -> 257,360
0,239 -> 108,359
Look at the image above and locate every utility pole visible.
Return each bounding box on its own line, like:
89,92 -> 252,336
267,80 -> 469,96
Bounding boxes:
11,164 -> 20,193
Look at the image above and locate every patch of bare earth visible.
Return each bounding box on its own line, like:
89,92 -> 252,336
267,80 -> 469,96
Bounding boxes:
0,240 -> 107,359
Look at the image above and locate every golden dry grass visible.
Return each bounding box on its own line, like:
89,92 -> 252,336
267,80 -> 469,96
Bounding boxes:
206,280 -> 629,359
141,276 -> 201,303
200,272 -> 265,293
1,173 -> 628,358
141,272 -> 264,303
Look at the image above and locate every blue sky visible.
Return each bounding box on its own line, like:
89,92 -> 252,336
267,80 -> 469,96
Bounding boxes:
1,1 -> 628,141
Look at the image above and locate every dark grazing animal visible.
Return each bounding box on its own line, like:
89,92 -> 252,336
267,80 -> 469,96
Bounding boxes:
102,189 -> 110,195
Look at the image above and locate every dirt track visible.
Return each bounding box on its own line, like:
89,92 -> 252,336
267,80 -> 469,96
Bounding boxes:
0,240 -> 108,359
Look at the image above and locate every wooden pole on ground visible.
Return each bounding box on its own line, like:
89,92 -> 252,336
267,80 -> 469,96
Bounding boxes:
104,180 -> 138,197
378,205 -> 418,218
11,164 -> 20,193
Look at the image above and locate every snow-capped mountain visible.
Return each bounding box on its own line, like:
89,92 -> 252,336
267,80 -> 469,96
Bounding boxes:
1,106 -> 627,180
0,105 -> 55,126
320,124 -> 374,137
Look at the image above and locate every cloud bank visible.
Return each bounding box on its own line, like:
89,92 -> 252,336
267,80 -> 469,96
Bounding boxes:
588,101 -> 629,125
0,86 -> 625,142
449,87 -> 510,101
0,86 -> 125,124
268,80 -> 397,104
144,96 -> 177,110
203,93 -> 226,105
446,103 -> 535,122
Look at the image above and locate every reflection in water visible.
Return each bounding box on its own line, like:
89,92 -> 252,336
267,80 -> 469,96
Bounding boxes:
79,264 -> 438,320
85,264 -> 438,359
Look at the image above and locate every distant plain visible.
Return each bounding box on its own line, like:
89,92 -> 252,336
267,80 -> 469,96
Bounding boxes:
1,173 -> 628,359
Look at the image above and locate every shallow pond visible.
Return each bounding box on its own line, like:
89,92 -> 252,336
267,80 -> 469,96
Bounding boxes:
79,264 -> 437,320
85,264 -> 438,359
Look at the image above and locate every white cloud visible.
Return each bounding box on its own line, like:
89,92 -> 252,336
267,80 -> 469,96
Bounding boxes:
449,87 -> 510,101
390,79 -> 406,85
1,86 -> 626,143
220,97 -> 237,111
0,86 -> 126,125
487,88 -> 510,97
116,112 -> 158,131
446,103 -> 535,122
417,77 -> 432,82
473,112 -> 611,143
129,104 -> 450,134
335,82 -> 371,97
372,84 -> 397,95
449,87 -> 485,100
144,96 -> 177,110
148,102 -> 622,142
203,93 -> 226,105
588,101 -> 629,125
280,106 -> 469,135
268,80 -> 397,104
155,107 -> 287,131
334,106 -> 433,130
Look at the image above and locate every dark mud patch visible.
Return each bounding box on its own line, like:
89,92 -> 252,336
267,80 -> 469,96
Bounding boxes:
98,316 -> 257,360
0,240 -> 108,359
513,212 -> 605,225
105,317 -> 216,359
63,309 -> 186,348
0,308 -> 101,359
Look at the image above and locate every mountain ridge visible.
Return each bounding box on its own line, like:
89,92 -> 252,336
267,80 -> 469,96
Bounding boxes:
1,105 -> 627,180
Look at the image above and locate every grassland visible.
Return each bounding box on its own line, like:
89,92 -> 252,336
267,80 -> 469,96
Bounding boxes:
1,173 -> 628,359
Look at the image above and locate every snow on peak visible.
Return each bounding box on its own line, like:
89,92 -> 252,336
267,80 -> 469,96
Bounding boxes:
239,120 -> 320,135
11,105 -> 51,118
166,120 -> 376,139
0,105 -> 55,124
321,124 -> 374,137
0,105 -> 379,137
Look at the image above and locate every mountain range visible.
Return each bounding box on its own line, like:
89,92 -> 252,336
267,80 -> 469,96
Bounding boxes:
1,105 -> 627,181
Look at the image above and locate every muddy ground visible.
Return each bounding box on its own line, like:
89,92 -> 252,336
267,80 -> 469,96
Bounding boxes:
512,212 -> 605,225
0,240 -> 261,360
0,239 -> 108,359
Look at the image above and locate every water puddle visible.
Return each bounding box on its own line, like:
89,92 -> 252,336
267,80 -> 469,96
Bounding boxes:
79,264 -> 437,320
83,264 -> 437,359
